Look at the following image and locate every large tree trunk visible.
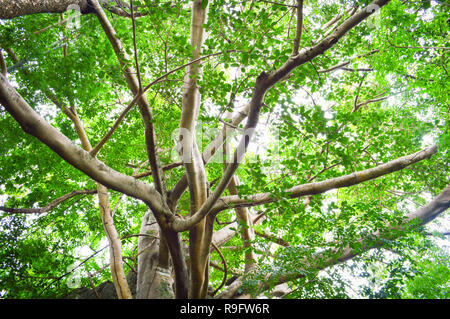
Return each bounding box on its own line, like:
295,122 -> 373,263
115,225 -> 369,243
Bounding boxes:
136,212 -> 174,299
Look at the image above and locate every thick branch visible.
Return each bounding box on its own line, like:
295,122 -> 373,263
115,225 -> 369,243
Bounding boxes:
0,73 -> 169,220
212,145 -> 437,212
317,49 -> 379,74
0,0 -> 146,19
179,0 -> 210,299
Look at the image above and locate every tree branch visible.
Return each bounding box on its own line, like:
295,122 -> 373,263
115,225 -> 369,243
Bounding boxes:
178,0 -> 211,299
0,0 -> 148,19
219,184 -> 450,298
129,0 -> 142,92
0,73 -> 169,220
211,242 -> 228,296
291,0 -> 304,56
254,230 -> 290,247
171,0 -> 393,233
265,0 -> 392,88
0,49 -> 7,76
89,51 -> 232,157
212,145 -> 437,213
0,189 -> 97,214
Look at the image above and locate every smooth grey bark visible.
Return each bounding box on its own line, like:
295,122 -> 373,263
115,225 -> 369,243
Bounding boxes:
0,73 -> 167,217
136,212 -> 174,299
212,145 -> 438,213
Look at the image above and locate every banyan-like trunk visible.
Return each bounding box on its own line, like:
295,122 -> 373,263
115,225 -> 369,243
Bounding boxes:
136,212 -> 175,299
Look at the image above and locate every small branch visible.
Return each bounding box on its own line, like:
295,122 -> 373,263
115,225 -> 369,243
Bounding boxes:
353,94 -> 389,112
0,189 -> 97,214
425,231 -> 450,237
322,6 -> 358,33
254,230 -> 290,247
0,49 -> 7,76
87,273 -> 101,299
340,67 -> 374,72
259,0 -> 298,8
129,0 -> 142,92
39,243 -> 109,296
307,162 -> 342,182
317,49 -> 379,74
353,73 -> 367,110
291,0 -> 304,56
386,35 -> 450,51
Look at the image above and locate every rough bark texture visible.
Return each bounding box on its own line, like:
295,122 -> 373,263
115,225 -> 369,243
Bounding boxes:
136,212 -> 175,299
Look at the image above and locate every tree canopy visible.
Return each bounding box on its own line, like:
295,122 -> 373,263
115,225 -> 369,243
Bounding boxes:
0,0 -> 449,299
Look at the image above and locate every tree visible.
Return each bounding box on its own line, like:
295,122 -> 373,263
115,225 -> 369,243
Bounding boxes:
0,0 -> 448,299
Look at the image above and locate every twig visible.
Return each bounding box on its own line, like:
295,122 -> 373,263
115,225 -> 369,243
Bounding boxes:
254,230 -> 290,247
317,49 -> 380,74
132,161 -> 183,179
87,273 -> 101,299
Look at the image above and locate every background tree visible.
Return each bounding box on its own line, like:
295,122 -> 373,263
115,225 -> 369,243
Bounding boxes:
0,0 -> 448,299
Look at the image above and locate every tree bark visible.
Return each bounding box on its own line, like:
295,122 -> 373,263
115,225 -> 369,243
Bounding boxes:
179,0 -> 210,299
212,145 -> 437,213
136,212 -> 175,299
0,73 -> 169,220
0,0 -> 142,19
